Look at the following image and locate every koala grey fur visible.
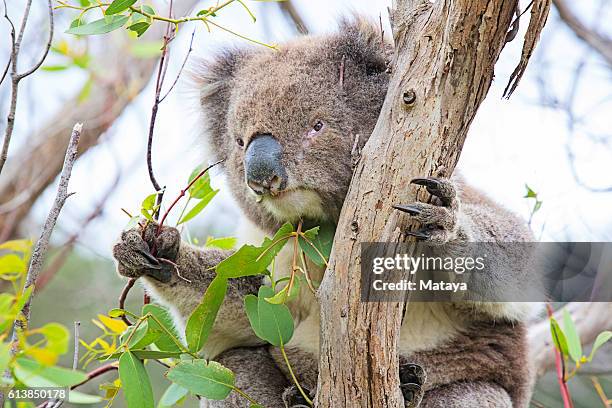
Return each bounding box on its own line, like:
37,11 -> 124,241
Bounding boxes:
113,18 -> 537,408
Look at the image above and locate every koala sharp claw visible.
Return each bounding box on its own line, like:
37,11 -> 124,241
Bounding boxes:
112,221 -> 181,283
395,177 -> 460,245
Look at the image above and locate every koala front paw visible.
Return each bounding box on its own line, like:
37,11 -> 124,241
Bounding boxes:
399,362 -> 426,408
393,177 -> 460,245
112,221 -> 181,283
282,385 -> 313,408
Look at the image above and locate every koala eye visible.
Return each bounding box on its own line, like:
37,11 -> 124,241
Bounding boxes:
313,120 -> 324,132
236,138 -> 245,147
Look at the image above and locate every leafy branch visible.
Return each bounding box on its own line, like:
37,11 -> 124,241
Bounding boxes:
55,0 -> 277,49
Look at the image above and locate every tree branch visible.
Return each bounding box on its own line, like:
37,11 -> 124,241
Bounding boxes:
315,0 -> 550,406
0,0 -> 54,174
552,0 -> 612,67
277,1 -> 309,35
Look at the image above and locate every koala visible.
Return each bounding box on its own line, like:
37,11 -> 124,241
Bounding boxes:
113,18 -> 537,408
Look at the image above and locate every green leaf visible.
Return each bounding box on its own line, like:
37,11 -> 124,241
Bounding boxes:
159,383 -> 189,408
587,331 -> 612,362
243,295 -> 264,340
177,189 -> 219,225
562,308 -> 582,363
188,166 -> 213,199
550,317 -> 569,357
298,223 -> 334,266
142,193 -> 157,210
121,320 -> 161,350
141,4 -> 155,15
265,277 -> 300,305
256,286 -> 294,347
14,358 -> 88,387
127,21 -> 151,37
38,323 -> 70,355
78,0 -> 90,6
105,0 -> 137,15
142,304 -> 182,353
185,276 -> 228,353
524,184 -> 537,199
205,236 -> 237,250
216,223 -> 293,279
68,390 -> 104,404
103,350 -> 183,360
108,308 -> 126,318
69,17 -> 83,29
66,15 -> 129,35
41,65 -> 69,72
119,352 -> 154,408
167,360 -> 234,400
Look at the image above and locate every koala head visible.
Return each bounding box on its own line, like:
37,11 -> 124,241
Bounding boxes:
194,18 -> 390,232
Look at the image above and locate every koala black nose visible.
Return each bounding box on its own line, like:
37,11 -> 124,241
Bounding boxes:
244,134 -> 288,195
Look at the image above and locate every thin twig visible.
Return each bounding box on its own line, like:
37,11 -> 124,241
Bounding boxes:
0,0 -> 54,174
71,363 -> 118,390
118,278 -> 136,326
73,321 -> 80,370
160,30 -> 196,103
157,159 -> 223,234
277,1 -> 309,35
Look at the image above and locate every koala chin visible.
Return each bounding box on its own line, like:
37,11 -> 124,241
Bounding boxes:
113,17 -> 538,408
260,188 -> 326,223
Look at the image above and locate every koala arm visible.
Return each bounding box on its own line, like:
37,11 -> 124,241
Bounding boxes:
112,222 -> 265,358
394,176 -> 538,321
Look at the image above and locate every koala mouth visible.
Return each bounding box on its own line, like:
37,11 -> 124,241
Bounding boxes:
257,188 -> 326,222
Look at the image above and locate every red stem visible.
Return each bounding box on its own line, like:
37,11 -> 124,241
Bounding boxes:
546,304 -> 574,408
71,363 -> 118,390
156,159 -> 223,235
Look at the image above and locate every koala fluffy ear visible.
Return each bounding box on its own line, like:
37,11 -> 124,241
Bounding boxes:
332,16 -> 389,76
188,48 -> 250,160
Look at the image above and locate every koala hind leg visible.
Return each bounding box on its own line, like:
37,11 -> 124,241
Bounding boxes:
204,347 -> 289,408
421,382 -> 512,408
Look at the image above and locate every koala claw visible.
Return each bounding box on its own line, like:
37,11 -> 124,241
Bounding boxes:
393,204 -> 422,216
394,177 -> 460,245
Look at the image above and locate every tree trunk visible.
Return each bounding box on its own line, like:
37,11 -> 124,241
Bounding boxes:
315,0 -> 550,406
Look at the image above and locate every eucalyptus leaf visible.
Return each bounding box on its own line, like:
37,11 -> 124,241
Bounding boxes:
143,304 -> 183,352
588,331 -> 612,362
66,15 -> 129,35
298,223 -> 334,266
185,276 -> 228,353
14,358 -> 88,387
119,352 -> 154,408
550,317 -> 569,357
105,0 -> 137,15
216,223 -> 293,279
178,189 -> 219,225
562,308 -> 582,363
167,360 -> 234,400
159,383 -> 189,407
256,286 -> 294,347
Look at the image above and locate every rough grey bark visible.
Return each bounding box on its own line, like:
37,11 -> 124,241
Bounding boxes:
315,0 -> 550,406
